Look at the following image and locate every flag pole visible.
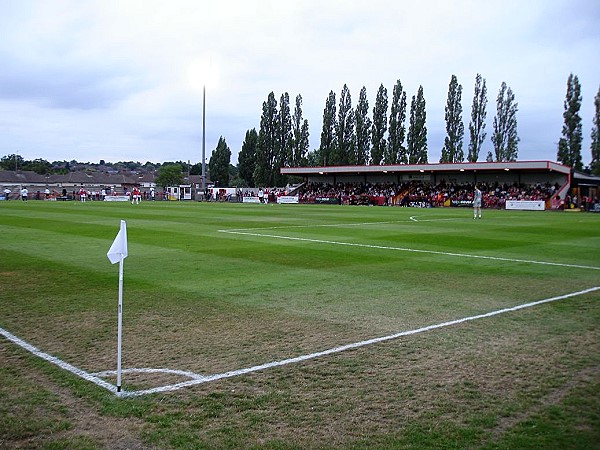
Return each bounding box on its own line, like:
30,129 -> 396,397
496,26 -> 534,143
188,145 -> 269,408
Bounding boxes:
107,219 -> 128,395
116,256 -> 124,392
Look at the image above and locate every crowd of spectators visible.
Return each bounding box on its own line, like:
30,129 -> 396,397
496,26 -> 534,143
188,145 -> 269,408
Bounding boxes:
297,181 -> 561,208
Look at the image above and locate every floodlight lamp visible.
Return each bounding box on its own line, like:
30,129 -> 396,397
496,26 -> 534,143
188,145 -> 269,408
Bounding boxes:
186,58 -> 219,91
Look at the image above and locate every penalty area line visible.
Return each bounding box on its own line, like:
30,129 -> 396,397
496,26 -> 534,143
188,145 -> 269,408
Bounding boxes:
218,229 -> 600,271
221,216 -> 464,232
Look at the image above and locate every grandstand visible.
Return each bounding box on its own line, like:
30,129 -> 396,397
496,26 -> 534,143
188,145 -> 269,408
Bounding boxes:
282,160 -> 600,210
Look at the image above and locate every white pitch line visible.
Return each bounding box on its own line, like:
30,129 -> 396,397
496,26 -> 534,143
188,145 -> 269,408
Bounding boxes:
408,216 -> 463,222
221,220 -> 406,232
2,287 -> 598,398
218,229 -> 600,271
0,327 -> 117,394
92,367 -> 208,381
221,216 -> 464,232
119,286 -> 600,397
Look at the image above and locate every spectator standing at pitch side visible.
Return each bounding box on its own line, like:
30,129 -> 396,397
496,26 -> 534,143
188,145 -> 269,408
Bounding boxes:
20,186 -> 28,201
473,184 -> 482,219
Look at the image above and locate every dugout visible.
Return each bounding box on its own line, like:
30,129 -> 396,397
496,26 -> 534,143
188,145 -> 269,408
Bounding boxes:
568,171 -> 600,211
281,161 -> 571,197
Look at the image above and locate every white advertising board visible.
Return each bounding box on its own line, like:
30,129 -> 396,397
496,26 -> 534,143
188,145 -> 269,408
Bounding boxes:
277,196 -> 299,204
104,196 -> 130,202
505,200 -> 545,211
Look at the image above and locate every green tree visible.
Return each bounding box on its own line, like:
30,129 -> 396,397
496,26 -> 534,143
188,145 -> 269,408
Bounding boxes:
407,86 -> 428,164
275,93 -> 293,186
590,86 -> 600,176
24,158 -> 52,174
355,86 -> 371,165
468,74 -> 487,162
557,74 -> 583,170
333,84 -> 355,165
255,92 -> 278,186
155,164 -> 184,188
208,136 -> 231,186
387,79 -> 407,164
0,154 -> 24,171
228,164 -> 245,187
238,128 -> 258,187
492,82 -> 519,162
292,94 -> 310,166
305,148 -> 322,167
189,163 -> 202,175
319,91 -> 337,166
440,75 -> 464,163
143,161 -> 158,171
371,84 -> 388,164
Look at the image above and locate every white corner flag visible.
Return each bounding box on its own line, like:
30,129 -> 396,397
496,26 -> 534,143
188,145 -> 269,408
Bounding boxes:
107,220 -> 128,264
107,220 -> 127,394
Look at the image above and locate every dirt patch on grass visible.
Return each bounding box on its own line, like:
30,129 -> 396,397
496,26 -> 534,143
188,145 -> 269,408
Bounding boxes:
2,293 -> 599,448
489,364 -> 600,439
0,346 -> 152,449
129,304 -> 600,448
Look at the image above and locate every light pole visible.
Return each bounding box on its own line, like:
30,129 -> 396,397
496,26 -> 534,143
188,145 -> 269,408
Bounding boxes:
186,57 -> 215,195
202,85 -> 206,192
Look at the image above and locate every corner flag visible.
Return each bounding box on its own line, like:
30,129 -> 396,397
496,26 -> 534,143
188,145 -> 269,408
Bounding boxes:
107,220 -> 128,264
107,220 -> 128,394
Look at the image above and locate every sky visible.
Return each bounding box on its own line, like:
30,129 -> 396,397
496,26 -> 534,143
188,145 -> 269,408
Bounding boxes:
1,0 -> 599,167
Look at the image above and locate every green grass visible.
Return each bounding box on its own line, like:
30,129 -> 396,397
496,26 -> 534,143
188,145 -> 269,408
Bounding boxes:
0,201 -> 599,449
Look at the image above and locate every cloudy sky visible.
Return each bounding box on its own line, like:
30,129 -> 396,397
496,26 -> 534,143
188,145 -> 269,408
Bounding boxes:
1,0 -> 599,167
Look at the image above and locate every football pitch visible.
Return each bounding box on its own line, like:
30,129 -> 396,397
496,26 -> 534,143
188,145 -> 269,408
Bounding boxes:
1,201 -> 599,449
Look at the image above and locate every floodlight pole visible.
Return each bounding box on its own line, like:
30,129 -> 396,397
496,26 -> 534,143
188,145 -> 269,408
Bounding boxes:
201,85 -> 206,192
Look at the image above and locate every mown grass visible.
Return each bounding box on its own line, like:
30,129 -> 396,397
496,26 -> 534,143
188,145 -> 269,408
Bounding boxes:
0,200 -> 599,449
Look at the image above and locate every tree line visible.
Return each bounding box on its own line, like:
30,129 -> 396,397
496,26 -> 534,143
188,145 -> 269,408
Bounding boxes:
235,73 -> 599,187
3,74 -> 599,187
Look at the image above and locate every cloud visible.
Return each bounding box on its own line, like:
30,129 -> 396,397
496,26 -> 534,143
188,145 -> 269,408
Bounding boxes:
0,0 -> 598,166
0,55 -> 140,110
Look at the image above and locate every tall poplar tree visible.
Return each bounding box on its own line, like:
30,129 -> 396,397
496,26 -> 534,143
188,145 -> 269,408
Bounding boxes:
557,74 -> 583,170
491,82 -> 519,162
238,128 -> 258,187
292,94 -> 310,166
591,86 -> 600,175
208,136 -> 231,187
468,74 -> 487,162
275,92 -> 292,185
407,86 -> 428,164
440,75 -> 464,163
255,92 -> 278,186
387,79 -> 407,164
355,86 -> 371,165
319,91 -> 337,166
334,84 -> 355,165
371,84 -> 388,164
